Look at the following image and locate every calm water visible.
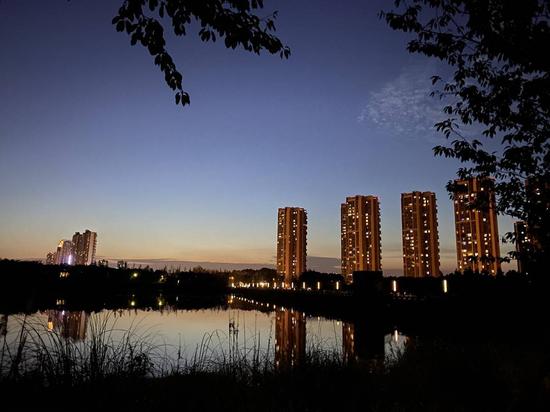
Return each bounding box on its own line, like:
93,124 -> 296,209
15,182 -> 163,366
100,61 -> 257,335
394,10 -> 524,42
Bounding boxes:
0,295 -> 408,369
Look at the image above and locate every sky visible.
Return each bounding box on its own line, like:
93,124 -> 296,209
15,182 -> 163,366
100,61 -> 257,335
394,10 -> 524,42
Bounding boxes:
0,0 -> 515,274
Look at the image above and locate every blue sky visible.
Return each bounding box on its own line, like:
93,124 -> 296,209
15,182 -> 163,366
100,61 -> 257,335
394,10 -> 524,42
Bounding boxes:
0,0 -> 514,273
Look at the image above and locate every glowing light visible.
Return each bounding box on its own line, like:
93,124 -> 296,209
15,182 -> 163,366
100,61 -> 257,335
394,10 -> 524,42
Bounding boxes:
132,272 -> 139,278
392,280 -> 397,293
393,329 -> 399,343
302,282 -> 306,290
336,281 -> 340,291
443,279 -> 448,293
317,281 -> 321,290
47,321 -> 53,331
130,300 -> 136,307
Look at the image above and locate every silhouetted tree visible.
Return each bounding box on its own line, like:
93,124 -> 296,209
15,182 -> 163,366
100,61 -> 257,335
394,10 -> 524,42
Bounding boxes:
382,0 -> 550,271
113,0 -> 290,107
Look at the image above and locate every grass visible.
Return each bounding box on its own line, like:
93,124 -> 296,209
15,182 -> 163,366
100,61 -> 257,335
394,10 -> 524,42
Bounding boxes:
1,312 -> 549,411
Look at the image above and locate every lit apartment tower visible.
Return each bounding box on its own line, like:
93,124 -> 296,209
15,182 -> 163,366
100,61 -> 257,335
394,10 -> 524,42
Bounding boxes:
276,207 -> 307,283
341,195 -> 381,282
514,221 -> 530,273
453,177 -> 501,274
54,240 -> 74,265
401,191 -> 441,277
525,177 -> 549,255
72,230 -> 97,265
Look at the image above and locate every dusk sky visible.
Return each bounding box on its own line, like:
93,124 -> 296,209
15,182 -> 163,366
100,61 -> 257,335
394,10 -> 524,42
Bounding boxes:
0,0 -> 514,273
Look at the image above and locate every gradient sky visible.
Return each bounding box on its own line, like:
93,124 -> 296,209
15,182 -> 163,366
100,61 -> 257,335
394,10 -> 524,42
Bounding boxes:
0,0 -> 515,273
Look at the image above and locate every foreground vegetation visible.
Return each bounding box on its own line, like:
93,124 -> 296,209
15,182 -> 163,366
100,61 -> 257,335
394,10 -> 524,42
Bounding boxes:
1,313 -> 548,411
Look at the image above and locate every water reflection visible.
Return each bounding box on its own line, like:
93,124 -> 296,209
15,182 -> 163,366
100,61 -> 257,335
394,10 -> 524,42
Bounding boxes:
1,298 -> 410,369
275,309 -> 306,369
46,310 -> 88,341
342,321 -> 386,364
342,323 -> 356,363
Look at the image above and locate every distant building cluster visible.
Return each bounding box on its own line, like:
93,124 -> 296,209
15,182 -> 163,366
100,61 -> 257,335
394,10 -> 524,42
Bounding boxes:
275,176 -> 522,282
45,229 -> 97,266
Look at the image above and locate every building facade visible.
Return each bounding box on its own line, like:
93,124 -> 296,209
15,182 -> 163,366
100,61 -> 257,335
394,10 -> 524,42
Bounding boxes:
72,230 -> 97,265
341,195 -> 381,282
276,207 -> 307,283
54,240 -> 74,265
453,177 -> 501,274
401,191 -> 441,277
514,220 -> 531,273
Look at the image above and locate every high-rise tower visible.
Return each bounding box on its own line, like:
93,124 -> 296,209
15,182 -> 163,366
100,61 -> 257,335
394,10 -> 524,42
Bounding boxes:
341,195 -> 381,282
54,240 -> 74,265
276,207 -> 307,283
514,220 -> 532,273
72,230 -> 97,265
453,177 -> 501,274
401,191 -> 441,277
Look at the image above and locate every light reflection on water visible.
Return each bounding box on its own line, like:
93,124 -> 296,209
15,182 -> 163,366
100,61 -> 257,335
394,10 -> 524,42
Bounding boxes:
1,300 -> 408,369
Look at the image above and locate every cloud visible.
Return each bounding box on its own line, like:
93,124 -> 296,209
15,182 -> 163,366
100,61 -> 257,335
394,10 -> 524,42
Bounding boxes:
359,66 -> 447,140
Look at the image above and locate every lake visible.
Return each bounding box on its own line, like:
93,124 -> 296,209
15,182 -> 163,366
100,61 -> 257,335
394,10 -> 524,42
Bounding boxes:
0,294 -> 408,371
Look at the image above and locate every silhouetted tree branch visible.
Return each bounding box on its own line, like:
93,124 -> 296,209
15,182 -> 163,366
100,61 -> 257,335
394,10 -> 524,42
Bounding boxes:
382,0 -> 550,271
113,0 -> 290,107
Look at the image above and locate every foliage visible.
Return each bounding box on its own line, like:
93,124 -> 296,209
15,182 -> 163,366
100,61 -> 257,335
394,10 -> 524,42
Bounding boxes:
382,0 -> 550,269
113,0 -> 290,107
300,270 -> 344,287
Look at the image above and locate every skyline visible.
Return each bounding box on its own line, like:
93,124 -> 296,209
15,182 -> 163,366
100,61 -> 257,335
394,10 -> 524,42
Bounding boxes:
0,0 -> 516,274
37,181 -> 505,276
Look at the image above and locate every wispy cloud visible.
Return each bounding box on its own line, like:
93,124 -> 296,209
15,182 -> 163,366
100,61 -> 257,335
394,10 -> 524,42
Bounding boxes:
359,65 -> 447,139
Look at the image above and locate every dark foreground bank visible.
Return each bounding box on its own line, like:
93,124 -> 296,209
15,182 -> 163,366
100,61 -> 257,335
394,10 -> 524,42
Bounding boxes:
2,336 -> 549,411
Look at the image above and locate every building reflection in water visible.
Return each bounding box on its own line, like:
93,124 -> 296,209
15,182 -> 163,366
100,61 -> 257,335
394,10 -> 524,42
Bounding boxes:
275,309 -> 306,369
342,321 -> 386,364
46,310 -> 88,341
228,295 -> 409,367
342,322 -> 356,363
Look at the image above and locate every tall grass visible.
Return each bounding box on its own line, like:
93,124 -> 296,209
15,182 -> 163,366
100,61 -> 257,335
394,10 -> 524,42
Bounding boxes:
0,313 -> 160,385
1,313 -> 548,411
0,311 -> 344,386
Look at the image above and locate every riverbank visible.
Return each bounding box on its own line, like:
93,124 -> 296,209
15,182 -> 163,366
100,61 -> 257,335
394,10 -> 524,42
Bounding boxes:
2,335 -> 548,411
